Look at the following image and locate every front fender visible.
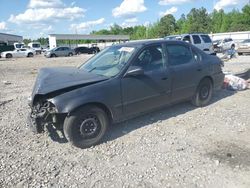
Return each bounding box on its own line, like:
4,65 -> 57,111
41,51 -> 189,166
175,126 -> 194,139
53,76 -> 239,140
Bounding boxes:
48,79 -> 122,121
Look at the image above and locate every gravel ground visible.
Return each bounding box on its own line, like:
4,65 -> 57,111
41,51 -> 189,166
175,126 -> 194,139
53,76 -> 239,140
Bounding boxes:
0,54 -> 250,187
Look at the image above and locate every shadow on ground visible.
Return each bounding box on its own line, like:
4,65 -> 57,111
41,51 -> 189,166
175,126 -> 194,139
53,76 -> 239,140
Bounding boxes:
103,89 -> 236,143
47,89 -> 236,145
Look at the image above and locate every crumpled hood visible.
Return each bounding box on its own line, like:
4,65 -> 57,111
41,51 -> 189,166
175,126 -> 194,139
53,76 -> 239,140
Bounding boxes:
32,67 -> 108,97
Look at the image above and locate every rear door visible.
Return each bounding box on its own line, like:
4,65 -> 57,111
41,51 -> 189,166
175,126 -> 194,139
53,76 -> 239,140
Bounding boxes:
121,44 -> 171,117
62,47 -> 69,56
166,43 -> 203,102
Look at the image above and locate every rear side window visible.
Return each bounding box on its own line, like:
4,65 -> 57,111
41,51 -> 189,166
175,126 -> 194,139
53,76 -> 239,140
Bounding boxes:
192,35 -> 201,44
201,35 -> 212,43
167,45 -> 193,66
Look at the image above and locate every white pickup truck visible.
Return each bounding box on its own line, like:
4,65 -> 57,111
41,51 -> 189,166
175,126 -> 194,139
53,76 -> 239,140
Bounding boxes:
1,48 -> 34,58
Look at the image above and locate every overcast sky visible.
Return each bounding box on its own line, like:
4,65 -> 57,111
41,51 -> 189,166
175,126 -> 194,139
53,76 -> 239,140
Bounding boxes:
0,0 -> 248,39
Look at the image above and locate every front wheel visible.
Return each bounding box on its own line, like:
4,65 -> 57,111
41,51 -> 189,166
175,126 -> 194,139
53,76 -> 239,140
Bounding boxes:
64,105 -> 108,149
192,78 -> 213,107
68,53 -> 73,57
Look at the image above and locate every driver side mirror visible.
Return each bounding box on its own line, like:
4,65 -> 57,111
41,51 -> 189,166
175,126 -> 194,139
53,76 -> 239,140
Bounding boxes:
125,66 -> 144,77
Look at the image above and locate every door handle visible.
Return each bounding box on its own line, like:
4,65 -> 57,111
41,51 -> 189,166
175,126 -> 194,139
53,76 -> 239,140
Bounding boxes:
161,77 -> 168,80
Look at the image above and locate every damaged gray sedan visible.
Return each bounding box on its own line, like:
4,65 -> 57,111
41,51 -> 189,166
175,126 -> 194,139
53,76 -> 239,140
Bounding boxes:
28,40 -> 224,148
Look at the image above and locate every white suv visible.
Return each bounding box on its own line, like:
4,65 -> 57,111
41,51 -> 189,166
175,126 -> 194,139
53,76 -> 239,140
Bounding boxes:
165,34 -> 215,54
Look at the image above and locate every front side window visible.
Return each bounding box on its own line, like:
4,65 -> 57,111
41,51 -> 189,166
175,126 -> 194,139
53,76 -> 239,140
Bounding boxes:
192,35 -> 201,44
133,45 -> 164,71
167,45 -> 193,66
80,46 -> 136,77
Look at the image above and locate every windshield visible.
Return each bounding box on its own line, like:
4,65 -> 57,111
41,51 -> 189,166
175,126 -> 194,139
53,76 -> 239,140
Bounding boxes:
80,45 -> 136,77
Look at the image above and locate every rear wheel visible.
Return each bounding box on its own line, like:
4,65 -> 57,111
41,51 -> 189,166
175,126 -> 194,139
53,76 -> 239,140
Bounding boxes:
192,78 -> 213,107
68,53 -> 73,57
6,53 -> 12,58
64,105 -> 108,149
238,52 -> 243,56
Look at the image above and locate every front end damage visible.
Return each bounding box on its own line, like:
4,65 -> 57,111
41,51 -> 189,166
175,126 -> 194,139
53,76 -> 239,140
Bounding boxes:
28,98 -> 65,133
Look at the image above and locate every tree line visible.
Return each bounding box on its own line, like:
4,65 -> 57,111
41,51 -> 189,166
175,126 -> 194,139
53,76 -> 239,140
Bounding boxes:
92,5 -> 250,40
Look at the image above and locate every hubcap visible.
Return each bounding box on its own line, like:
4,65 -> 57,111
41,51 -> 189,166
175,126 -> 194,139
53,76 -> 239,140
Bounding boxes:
79,117 -> 99,138
200,86 -> 209,100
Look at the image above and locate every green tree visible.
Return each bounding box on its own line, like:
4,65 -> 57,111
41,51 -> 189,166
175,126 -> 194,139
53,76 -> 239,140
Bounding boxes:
158,14 -> 176,37
185,7 -> 211,33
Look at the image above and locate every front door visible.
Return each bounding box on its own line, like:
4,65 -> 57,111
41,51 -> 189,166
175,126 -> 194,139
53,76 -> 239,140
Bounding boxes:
121,44 -> 171,118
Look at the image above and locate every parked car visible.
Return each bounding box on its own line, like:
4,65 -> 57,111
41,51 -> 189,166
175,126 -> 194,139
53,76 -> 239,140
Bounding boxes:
237,39 -> 250,55
213,38 -> 235,53
165,33 -> 214,54
28,40 -> 224,148
44,47 -> 74,58
0,48 -> 34,58
74,46 -> 100,55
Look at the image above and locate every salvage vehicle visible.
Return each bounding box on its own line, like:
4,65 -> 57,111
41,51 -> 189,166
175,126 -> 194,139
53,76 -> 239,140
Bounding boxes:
237,39 -> 250,55
28,40 -> 224,148
44,47 -> 74,58
1,48 -> 34,58
213,38 -> 235,53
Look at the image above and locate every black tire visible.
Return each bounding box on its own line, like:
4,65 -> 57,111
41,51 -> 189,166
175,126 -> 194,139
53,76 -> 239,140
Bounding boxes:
231,44 -> 235,49
51,53 -> 56,58
27,53 -> 34,57
64,105 -> 108,149
192,78 -> 213,107
68,53 -> 73,57
6,53 -> 12,58
238,52 -> 243,56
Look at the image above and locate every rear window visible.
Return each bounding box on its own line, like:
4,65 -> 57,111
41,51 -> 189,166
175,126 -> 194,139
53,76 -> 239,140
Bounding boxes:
201,35 -> 212,43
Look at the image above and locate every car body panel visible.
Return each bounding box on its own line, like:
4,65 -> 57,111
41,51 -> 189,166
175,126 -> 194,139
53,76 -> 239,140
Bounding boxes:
30,40 -> 224,125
